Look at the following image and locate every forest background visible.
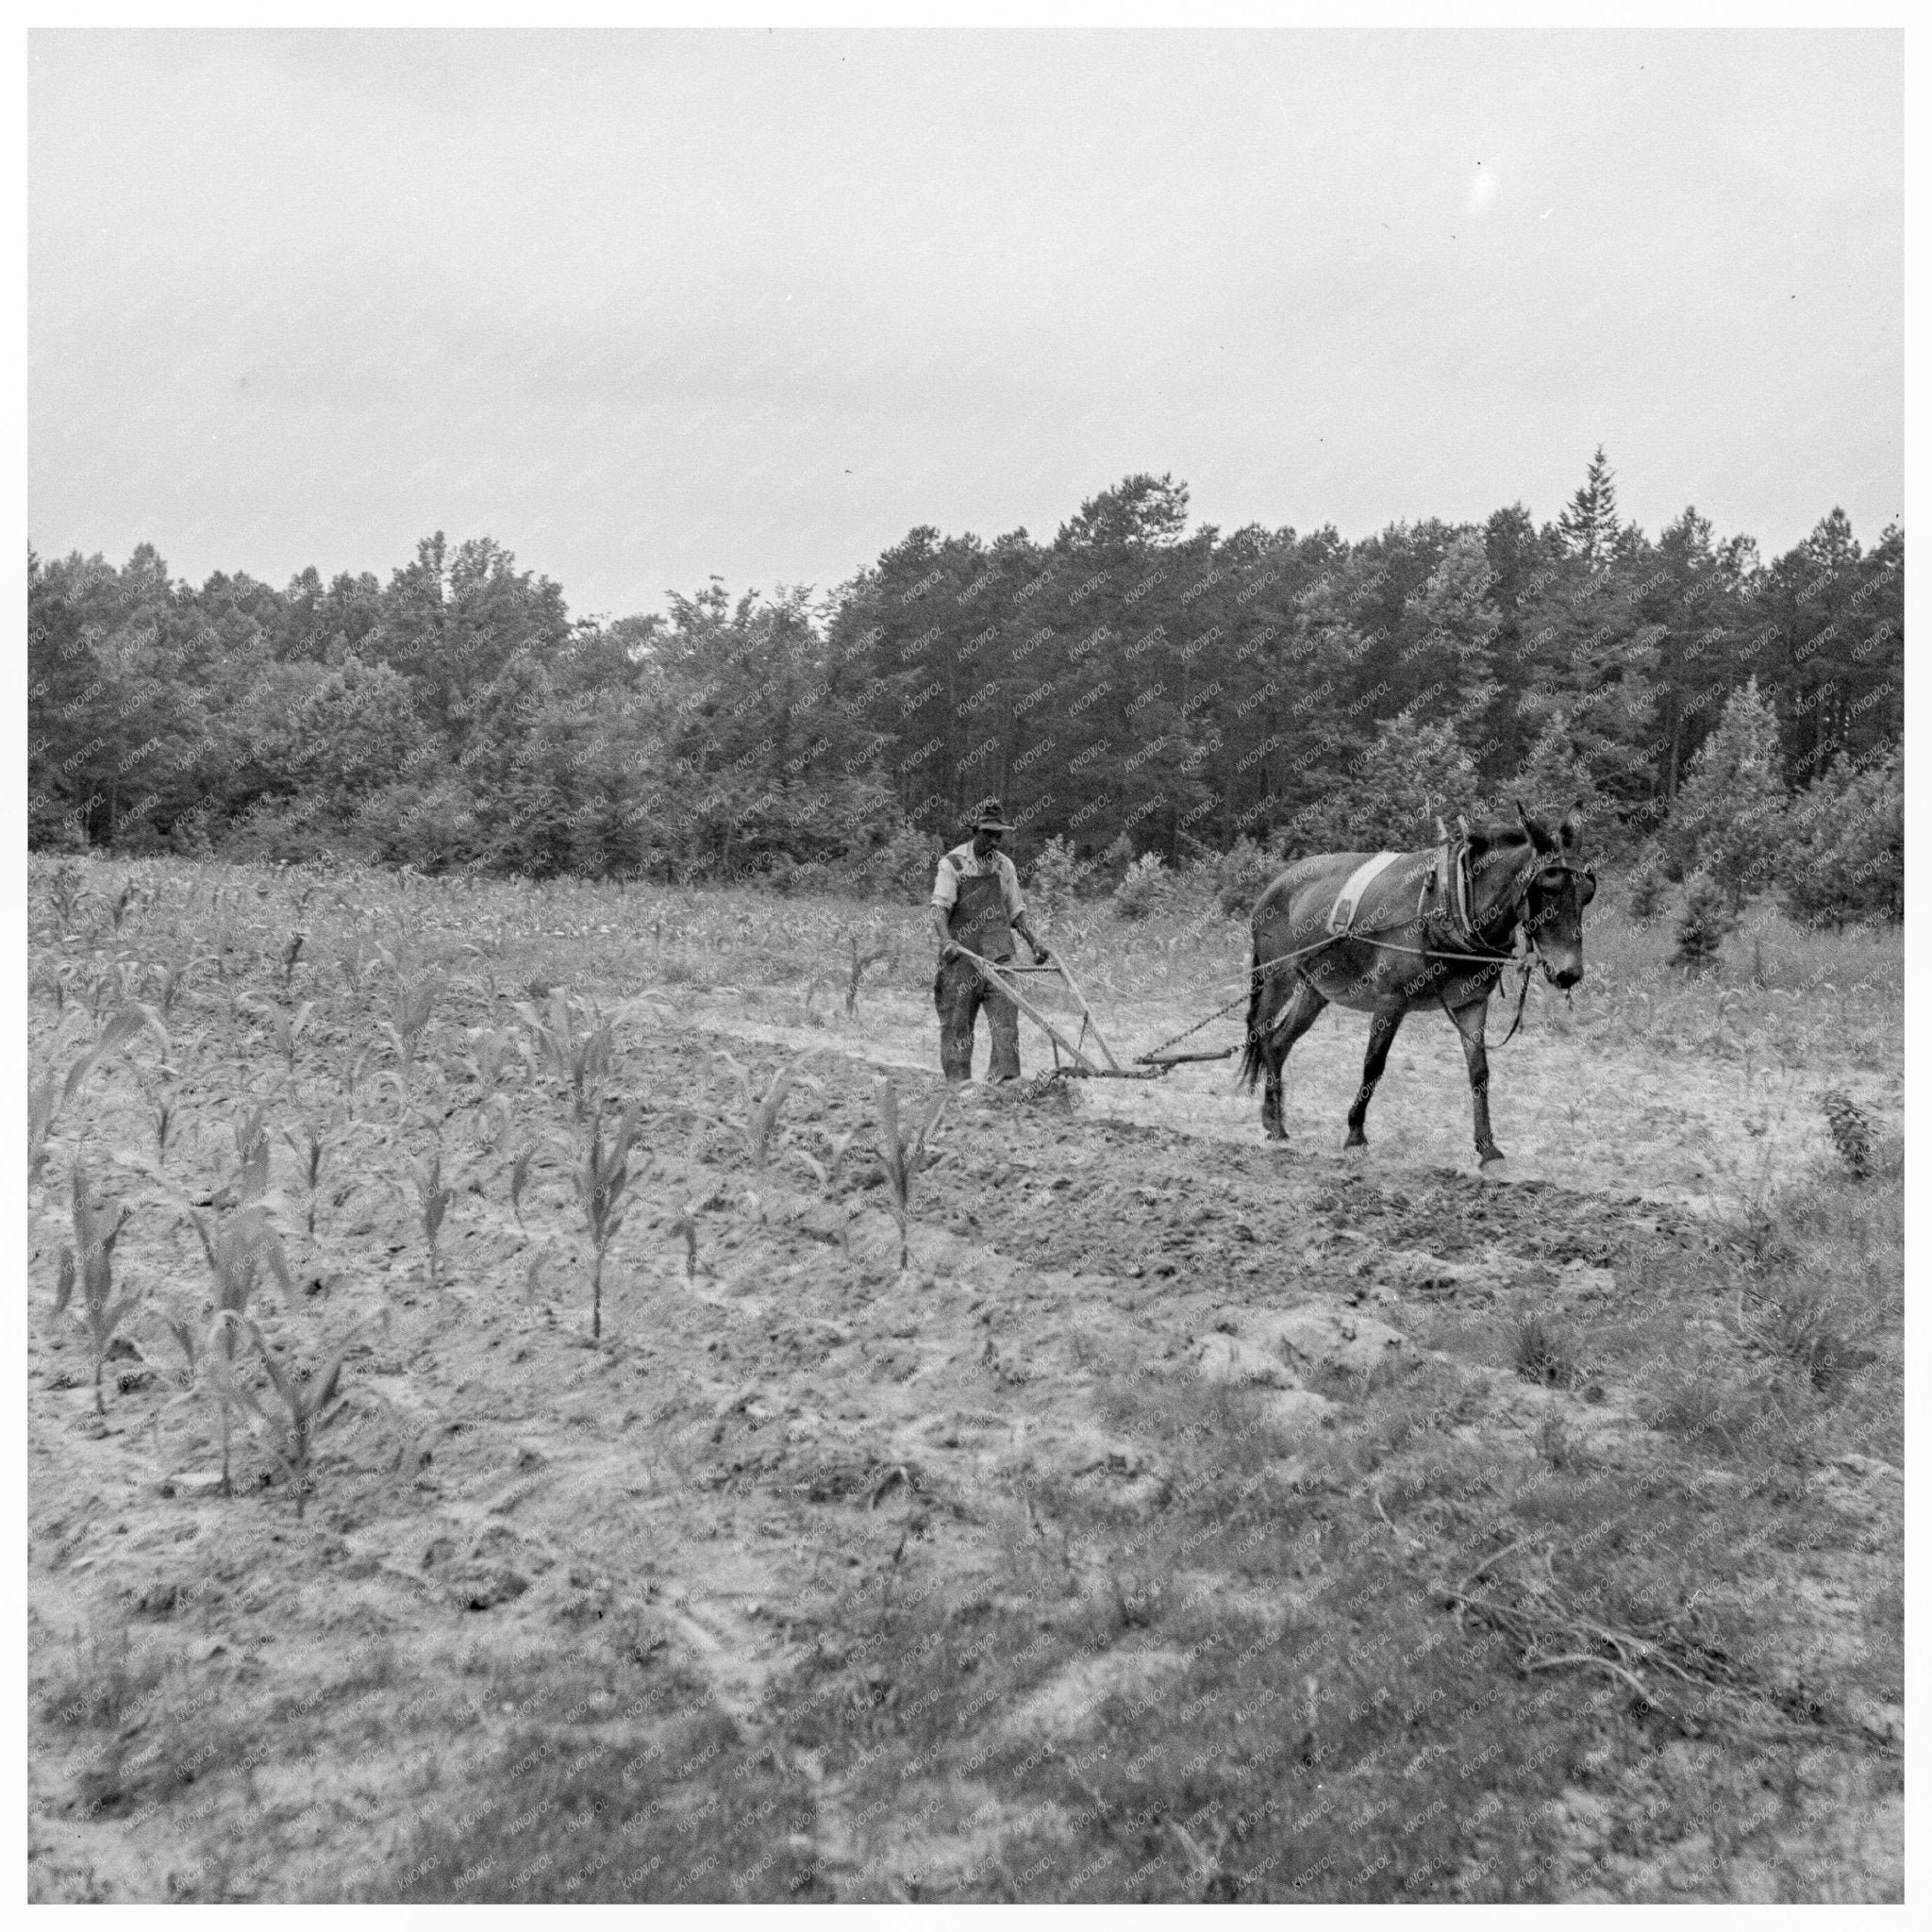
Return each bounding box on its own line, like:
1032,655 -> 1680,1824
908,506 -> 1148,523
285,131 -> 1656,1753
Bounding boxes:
27,450 -> 1903,934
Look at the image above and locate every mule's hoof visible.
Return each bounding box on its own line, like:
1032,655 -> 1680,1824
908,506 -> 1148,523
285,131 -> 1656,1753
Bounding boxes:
1341,1139 -> 1368,1159
1478,1155 -> 1507,1180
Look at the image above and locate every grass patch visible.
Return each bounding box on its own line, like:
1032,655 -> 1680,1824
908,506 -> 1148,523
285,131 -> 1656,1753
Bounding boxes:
375,1641 -> 826,1903
37,1619 -> 174,1733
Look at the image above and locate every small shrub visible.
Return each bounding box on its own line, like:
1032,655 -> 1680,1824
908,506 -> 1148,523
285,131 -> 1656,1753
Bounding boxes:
1112,852 -> 1172,922
1027,835 -> 1095,909
1512,1307 -> 1579,1389
1215,838 -> 1279,917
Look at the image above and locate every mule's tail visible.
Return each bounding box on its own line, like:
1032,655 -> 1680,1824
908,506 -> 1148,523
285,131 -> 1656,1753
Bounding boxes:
1238,947 -> 1270,1092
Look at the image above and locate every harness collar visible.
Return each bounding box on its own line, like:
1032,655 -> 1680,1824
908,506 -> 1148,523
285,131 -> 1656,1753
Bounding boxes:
1444,836 -> 1593,956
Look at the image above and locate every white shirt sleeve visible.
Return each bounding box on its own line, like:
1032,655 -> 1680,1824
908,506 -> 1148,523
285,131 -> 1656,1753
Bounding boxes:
930,852 -> 959,910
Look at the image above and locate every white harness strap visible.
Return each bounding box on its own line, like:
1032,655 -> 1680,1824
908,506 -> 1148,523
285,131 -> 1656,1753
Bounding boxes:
1325,850 -> 1402,936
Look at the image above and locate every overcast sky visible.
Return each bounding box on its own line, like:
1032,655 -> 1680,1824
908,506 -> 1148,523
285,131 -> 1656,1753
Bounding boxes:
30,29 -> 1901,621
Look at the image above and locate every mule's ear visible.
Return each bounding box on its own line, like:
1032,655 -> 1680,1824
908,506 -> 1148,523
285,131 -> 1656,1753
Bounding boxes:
1514,798 -> 1556,854
1558,799 -> 1586,852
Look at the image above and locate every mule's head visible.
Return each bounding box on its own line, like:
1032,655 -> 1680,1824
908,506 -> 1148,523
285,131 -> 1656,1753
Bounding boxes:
1511,800 -> 1595,989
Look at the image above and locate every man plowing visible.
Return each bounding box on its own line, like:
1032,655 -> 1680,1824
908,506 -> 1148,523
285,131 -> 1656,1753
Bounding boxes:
929,798 -> 1052,1084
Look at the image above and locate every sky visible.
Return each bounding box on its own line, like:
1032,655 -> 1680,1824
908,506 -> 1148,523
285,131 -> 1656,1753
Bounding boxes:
29,29 -> 1903,623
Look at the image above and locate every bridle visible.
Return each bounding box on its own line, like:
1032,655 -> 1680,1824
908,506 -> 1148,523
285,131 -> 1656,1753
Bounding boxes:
1403,838 -> 1592,1045
1440,839 -> 1593,958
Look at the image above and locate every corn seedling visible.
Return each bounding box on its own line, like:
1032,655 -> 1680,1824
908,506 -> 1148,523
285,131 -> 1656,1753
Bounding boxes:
791,1126 -> 858,1190
47,861 -> 91,933
85,959 -> 125,1024
573,1106 -> 640,1341
874,1079 -> 948,1271
279,929 -> 306,991
381,974 -> 442,1079
474,1089 -> 513,1157
135,1069 -> 177,1167
208,1102 -> 273,1211
517,991 -> 615,1124
510,1142 -> 538,1227
29,1069 -> 61,1188
108,880 -> 142,933
846,934 -> 896,1016
53,1158 -> 139,1417
151,950 -> 200,1021
284,1122 -> 327,1236
412,1149 -> 457,1291
336,1044 -> 373,1115
28,1004 -> 171,1185
160,1298 -> 204,1387
715,1050 -> 813,1172
31,958 -> 71,1014
461,1024 -> 519,1096
189,1205 -> 293,1496
746,1062 -> 799,1172
338,938 -> 380,999
243,995 -> 315,1079
664,1199 -> 705,1279
227,1313 -> 382,1520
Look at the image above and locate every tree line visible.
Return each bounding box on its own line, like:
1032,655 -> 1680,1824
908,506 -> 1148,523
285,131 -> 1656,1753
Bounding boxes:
27,449 -> 1903,923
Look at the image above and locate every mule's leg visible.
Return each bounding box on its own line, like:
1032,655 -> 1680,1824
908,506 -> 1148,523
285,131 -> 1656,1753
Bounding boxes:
1443,997 -> 1505,1167
1260,978 -> 1326,1141
1344,1008 -> 1405,1150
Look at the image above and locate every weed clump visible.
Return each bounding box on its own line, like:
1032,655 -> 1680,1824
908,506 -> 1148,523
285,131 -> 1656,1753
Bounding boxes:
1512,1307 -> 1580,1389
1821,1090 -> 1873,1179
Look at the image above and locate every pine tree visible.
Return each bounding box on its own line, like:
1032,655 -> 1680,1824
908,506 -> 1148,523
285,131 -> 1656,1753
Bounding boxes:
1776,749 -> 1903,928
1338,712 -> 1481,852
1673,873 -> 1734,973
1626,862 -> 1667,924
1664,676 -> 1788,910
1509,716 -> 1598,830
1557,446 -> 1621,569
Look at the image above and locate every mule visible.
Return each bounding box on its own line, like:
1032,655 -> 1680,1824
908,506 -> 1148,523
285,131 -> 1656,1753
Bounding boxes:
1239,805 -> 1595,1170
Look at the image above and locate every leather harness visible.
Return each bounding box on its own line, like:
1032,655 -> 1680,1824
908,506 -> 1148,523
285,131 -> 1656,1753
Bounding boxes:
1259,833 -> 1596,1042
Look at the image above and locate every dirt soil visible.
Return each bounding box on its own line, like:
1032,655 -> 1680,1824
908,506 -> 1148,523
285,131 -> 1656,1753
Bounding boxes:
27,970 -> 1903,1903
